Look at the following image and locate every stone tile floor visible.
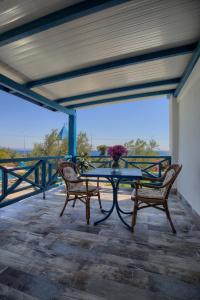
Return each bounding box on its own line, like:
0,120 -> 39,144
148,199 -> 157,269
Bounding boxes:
0,186 -> 200,300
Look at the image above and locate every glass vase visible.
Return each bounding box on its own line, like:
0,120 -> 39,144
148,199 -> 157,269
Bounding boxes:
112,159 -> 120,169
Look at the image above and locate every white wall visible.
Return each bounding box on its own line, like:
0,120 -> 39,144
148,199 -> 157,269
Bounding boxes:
176,58 -> 200,215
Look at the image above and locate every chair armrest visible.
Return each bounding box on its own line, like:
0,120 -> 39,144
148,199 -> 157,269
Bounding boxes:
139,180 -> 170,189
83,178 -> 90,193
139,182 -> 162,189
79,176 -> 100,192
142,176 -> 164,182
67,179 -> 84,184
81,177 -> 100,192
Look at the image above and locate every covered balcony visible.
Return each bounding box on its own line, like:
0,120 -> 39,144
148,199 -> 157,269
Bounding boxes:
0,1 -> 200,299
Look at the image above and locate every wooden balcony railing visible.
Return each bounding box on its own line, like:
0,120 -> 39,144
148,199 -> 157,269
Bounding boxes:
0,156 -> 65,208
0,155 -> 171,208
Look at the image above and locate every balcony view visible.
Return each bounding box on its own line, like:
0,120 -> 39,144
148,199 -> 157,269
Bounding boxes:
0,1 -> 200,299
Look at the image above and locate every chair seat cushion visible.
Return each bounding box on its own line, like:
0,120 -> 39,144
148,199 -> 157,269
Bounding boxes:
69,185 -> 99,194
131,187 -> 163,201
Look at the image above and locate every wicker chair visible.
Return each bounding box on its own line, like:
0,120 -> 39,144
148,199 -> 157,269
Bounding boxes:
131,164 -> 182,233
58,161 -> 102,224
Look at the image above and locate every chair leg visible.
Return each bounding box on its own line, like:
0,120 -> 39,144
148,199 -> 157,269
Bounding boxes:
97,191 -> 102,210
132,200 -> 138,232
86,196 -> 90,225
60,196 -> 69,217
164,203 -> 176,234
72,197 -> 77,207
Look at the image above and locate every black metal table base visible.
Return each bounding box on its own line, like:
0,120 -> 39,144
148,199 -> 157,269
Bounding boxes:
94,178 -> 133,231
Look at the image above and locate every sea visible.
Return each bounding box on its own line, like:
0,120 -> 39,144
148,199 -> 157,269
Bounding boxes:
14,148 -> 32,154
11,148 -> 169,156
90,150 -> 169,156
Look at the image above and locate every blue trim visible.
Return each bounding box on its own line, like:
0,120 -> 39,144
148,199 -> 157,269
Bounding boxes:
0,85 -> 56,112
66,89 -> 175,108
0,156 -> 64,207
174,41 -> 200,97
68,113 -> 77,158
0,190 -> 42,208
13,93 -> 56,112
55,78 -> 180,104
0,74 -> 75,115
0,85 -> 9,92
27,44 -> 196,88
80,155 -> 171,159
0,185 -> 59,209
0,0 -> 129,47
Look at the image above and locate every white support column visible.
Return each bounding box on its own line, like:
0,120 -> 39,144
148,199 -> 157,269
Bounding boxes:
169,95 -> 179,164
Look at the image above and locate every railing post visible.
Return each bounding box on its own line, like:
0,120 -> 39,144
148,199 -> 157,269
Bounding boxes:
34,167 -> 39,185
68,112 -> 77,162
158,162 -> 162,177
48,163 -> 52,184
1,169 -> 8,200
41,160 -> 46,199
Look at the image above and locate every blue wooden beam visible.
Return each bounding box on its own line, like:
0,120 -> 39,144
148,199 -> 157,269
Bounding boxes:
26,44 -> 196,88
0,85 -> 9,93
0,85 -> 56,112
55,78 -> 180,104
13,93 -> 56,112
68,113 -> 77,158
0,0 -> 129,47
174,41 -> 200,97
66,89 -> 175,109
0,75 -> 75,115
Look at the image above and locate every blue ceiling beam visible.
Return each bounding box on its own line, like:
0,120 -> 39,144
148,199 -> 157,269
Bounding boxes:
0,85 -> 9,93
66,89 -> 175,109
55,78 -> 180,104
0,0 -> 129,47
26,43 -> 196,88
0,75 -> 75,115
0,85 -> 56,111
174,41 -> 200,97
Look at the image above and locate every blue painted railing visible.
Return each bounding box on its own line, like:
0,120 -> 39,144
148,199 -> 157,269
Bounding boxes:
78,155 -> 171,176
0,155 -> 171,208
0,156 -> 65,208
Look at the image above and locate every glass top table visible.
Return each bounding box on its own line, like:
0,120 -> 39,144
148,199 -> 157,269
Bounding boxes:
82,167 -> 142,179
82,168 -> 142,231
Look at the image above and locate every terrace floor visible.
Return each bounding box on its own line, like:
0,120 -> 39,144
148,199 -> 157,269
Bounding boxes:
0,186 -> 200,300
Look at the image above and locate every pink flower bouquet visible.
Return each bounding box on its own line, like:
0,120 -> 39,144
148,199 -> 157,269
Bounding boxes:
107,145 -> 128,168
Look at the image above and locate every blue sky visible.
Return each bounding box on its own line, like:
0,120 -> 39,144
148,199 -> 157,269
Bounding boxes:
0,91 -> 169,150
